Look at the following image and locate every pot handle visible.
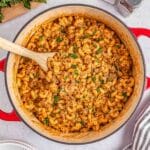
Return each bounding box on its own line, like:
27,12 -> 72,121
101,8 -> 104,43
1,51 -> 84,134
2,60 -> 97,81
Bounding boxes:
0,110 -> 20,121
130,27 -> 150,89
0,58 -> 20,121
130,28 -> 150,38
0,58 -> 6,71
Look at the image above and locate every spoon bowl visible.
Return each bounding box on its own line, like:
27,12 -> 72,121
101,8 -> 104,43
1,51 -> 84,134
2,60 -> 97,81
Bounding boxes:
0,37 -> 55,71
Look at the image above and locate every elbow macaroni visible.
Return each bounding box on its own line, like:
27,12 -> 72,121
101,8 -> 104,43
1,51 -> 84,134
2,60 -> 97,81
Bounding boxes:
16,15 -> 134,133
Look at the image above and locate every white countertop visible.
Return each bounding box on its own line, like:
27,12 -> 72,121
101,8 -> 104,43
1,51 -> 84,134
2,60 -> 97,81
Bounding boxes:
0,0 -> 150,150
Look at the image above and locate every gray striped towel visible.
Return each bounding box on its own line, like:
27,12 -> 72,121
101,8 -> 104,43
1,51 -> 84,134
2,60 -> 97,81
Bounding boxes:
123,104 -> 150,150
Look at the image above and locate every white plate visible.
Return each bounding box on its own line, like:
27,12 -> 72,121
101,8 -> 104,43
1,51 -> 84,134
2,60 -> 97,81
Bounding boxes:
0,140 -> 35,150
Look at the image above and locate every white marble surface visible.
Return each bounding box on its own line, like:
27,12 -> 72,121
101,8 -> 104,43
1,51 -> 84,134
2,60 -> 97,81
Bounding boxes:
0,0 -> 150,150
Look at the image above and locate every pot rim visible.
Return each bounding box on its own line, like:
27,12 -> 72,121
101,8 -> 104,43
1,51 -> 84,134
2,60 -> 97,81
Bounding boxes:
4,4 -> 146,145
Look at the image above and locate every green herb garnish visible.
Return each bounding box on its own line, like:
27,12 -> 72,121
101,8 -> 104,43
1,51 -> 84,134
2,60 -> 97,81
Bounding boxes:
56,37 -> 63,43
82,34 -> 91,39
95,38 -> 104,42
115,45 -> 121,48
122,92 -> 127,97
43,117 -> 49,125
71,64 -> 77,69
96,47 -> 103,54
73,44 -> 78,52
92,76 -> 96,82
0,0 -> 47,22
69,53 -> 78,59
23,0 -> 30,9
92,30 -> 97,35
80,120 -> 85,126
0,13 -> 3,22
96,87 -> 100,93
53,95 -> 59,105
93,43 -> 97,48
74,69 -> 79,76
39,35 -> 44,41
100,79 -> 104,84
57,88 -> 62,93
95,57 -> 99,63
64,76 -> 68,81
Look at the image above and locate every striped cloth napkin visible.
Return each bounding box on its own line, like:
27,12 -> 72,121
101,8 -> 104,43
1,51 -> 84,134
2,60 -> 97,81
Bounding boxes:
123,104 -> 150,150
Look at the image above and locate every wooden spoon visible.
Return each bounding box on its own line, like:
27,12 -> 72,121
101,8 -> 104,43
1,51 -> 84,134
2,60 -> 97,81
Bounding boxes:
0,37 -> 56,71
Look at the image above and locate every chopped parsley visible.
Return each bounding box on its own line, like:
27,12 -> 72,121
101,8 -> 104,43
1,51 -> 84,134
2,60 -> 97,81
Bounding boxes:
93,43 -> 97,48
0,13 -> 3,22
92,30 -> 97,35
53,95 -> 59,105
99,79 -> 104,84
39,35 -> 44,41
96,87 -> 100,93
122,92 -> 128,102
95,57 -> 99,63
71,64 -> 77,69
57,88 -> 62,93
92,76 -> 96,82
73,44 -> 78,50
64,76 -> 68,81
95,38 -> 104,42
96,47 -> 103,54
82,34 -> 91,39
122,92 -> 127,97
115,45 -> 121,48
69,53 -> 78,59
80,120 -> 85,126
74,69 -> 79,76
56,37 -> 63,42
43,117 -> 49,125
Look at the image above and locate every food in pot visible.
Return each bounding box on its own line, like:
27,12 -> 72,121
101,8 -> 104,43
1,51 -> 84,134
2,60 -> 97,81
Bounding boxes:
16,15 -> 134,133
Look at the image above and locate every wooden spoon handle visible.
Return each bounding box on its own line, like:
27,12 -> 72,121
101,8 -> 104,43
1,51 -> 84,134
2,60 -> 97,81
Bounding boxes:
0,37 -> 37,59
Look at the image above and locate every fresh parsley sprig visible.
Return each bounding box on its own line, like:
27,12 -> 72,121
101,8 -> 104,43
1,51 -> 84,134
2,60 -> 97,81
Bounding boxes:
0,0 -> 46,22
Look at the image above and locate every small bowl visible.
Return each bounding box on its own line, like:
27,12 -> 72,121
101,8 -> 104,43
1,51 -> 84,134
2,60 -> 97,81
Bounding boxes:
5,4 -> 145,144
